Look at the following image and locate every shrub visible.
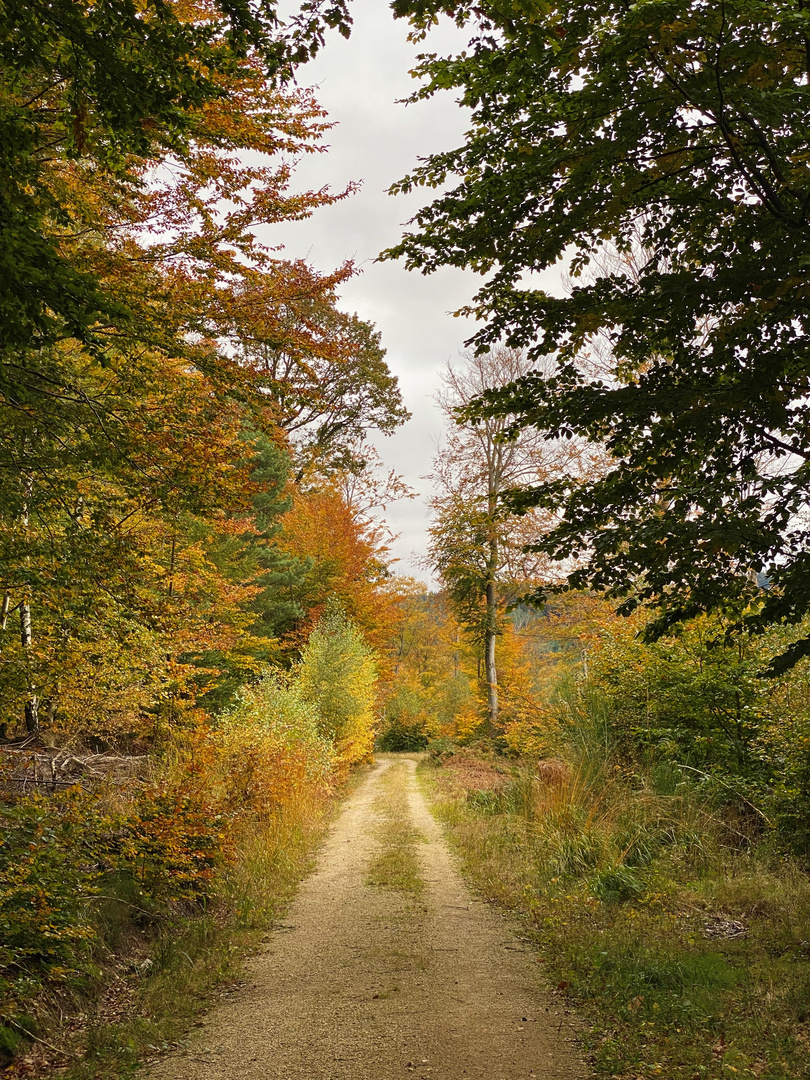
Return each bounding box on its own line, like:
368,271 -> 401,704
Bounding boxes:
298,606 -> 378,767
377,722 -> 429,752
378,685 -> 437,751
426,736 -> 458,764
217,670 -> 335,816
0,791 -> 103,1011
116,779 -> 229,903
588,864 -> 644,904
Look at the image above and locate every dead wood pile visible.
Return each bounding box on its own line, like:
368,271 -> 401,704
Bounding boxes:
0,741 -> 149,795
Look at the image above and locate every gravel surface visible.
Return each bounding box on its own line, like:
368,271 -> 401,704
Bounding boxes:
147,755 -> 586,1080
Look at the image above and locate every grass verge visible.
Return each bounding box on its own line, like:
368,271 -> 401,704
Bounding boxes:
419,754 -> 810,1080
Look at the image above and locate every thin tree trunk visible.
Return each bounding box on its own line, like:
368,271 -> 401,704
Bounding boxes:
20,599 -> 39,734
20,462 -> 38,735
483,480 -> 500,735
484,562 -> 499,735
168,532 -> 177,598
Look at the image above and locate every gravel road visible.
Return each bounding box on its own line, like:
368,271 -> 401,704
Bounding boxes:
147,755 -> 586,1080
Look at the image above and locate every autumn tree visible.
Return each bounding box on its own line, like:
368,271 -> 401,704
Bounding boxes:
236,313 -> 410,478
298,603 -> 378,767
0,10 -> 408,736
0,343 -> 264,736
387,0 -> 810,668
0,0 -> 352,353
276,477 -> 401,652
379,582 -> 474,748
427,348 -> 586,733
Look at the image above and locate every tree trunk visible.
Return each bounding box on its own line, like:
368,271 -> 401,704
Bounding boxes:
482,472 -> 500,736
484,579 -> 498,736
168,531 -> 177,598
20,463 -> 38,735
20,596 -> 39,735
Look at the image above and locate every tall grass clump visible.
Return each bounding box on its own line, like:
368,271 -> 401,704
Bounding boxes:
500,731 -> 720,907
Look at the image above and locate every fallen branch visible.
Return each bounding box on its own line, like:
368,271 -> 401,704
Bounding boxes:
674,763 -> 771,825
6,1018 -> 74,1061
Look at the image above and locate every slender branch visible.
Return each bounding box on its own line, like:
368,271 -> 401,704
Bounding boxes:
674,763 -> 771,823
5,1019 -> 73,1060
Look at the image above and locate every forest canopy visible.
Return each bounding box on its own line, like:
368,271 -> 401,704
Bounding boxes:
0,0 -> 408,736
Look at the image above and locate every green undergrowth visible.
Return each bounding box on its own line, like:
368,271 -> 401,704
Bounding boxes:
60,816 -> 325,1080
419,754 -> 810,1080
366,759 -> 425,895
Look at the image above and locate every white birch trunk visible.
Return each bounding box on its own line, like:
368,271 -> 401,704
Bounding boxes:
484,543 -> 499,734
20,599 -> 39,734
20,466 -> 38,735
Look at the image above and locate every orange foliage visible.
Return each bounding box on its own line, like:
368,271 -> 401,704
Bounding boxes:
215,728 -> 333,820
0,53 -> 393,738
277,482 -> 398,652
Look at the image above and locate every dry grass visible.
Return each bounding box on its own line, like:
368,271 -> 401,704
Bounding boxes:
420,754 -> 810,1080
8,772 -> 359,1080
441,750 -> 511,795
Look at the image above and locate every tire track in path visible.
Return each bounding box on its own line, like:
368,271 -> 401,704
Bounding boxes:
147,755 -> 586,1080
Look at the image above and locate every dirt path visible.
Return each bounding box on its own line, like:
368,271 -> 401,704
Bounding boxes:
147,756 -> 586,1080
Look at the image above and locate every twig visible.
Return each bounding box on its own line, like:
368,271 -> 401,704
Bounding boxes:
1,778 -> 87,790
86,895 -> 160,919
6,1018 -> 74,1060
674,764 -> 771,825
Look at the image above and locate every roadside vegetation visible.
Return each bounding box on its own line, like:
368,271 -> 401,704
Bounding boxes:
5,2 -> 810,1078
417,602 -> 810,1080
0,638 -> 378,1077
55,794 -> 333,1080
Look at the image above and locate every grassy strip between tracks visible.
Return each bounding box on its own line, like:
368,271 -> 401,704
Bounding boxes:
367,759 -> 426,896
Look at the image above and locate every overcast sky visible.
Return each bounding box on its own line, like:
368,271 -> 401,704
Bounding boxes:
262,1 -> 478,579
264,2 -> 565,580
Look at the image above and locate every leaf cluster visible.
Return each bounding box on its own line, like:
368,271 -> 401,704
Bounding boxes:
387,0 -> 810,663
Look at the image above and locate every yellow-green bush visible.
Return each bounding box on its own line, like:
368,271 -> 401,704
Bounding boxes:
216,670 -> 335,814
298,606 -> 378,767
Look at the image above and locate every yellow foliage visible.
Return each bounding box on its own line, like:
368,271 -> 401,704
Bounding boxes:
297,605 -> 379,770
501,705 -> 560,757
450,704 -> 486,742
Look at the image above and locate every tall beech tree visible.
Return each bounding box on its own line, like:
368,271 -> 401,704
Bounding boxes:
236,308 -> 410,478
427,348 -> 583,733
388,0 -> 810,668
